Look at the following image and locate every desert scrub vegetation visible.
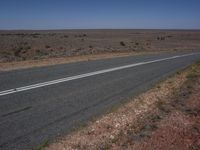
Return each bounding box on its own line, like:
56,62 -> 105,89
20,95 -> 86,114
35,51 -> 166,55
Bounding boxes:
89,45 -> 93,49
35,140 -> 49,150
135,42 -> 139,46
120,41 -> 126,46
45,45 -> 51,49
32,33 -> 40,38
75,34 -> 87,38
1,30 -> 200,63
186,61 -> 200,79
12,42 -> 31,57
157,36 -> 165,40
35,49 -> 48,56
13,47 -> 23,57
63,35 -> 68,38
48,33 -> 56,36
5,33 -> 41,38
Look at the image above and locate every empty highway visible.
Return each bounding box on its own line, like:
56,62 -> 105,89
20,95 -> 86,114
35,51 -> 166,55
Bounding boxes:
0,52 -> 200,150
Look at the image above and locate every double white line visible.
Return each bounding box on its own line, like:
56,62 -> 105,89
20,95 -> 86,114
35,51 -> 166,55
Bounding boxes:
0,53 -> 199,96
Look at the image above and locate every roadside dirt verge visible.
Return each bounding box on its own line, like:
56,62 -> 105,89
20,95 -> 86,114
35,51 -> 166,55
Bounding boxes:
0,51 -> 160,72
46,61 -> 200,150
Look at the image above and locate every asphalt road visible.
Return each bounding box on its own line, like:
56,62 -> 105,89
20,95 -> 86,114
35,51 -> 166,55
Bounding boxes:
0,52 -> 200,150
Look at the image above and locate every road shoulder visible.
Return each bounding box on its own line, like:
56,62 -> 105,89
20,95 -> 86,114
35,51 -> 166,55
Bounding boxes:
45,59 -> 200,149
0,51 -> 172,72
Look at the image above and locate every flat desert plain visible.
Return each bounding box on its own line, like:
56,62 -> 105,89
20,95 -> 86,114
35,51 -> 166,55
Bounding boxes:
0,29 -> 200,63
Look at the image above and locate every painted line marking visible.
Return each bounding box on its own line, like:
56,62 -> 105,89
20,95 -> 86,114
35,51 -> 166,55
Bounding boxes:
0,53 -> 199,96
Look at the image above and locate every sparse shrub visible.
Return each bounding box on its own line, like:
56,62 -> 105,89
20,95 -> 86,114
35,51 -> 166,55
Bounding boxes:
21,57 -> 26,60
186,68 -> 200,79
75,34 -> 87,38
176,71 -> 181,75
24,42 -> 28,45
31,33 -> 40,36
89,45 -> 93,49
45,45 -> 51,49
1,51 -> 10,56
0,33 -> 12,36
30,33 -> 40,38
64,35 -> 68,38
161,37 -> 165,40
15,33 -> 26,37
49,33 -> 56,36
21,50 -> 27,54
35,49 -> 48,56
167,35 -> 173,38
135,42 -> 139,46
24,46 -> 31,50
32,35 -> 39,38
14,47 -> 23,57
157,36 -> 165,40
36,49 -> 41,53
120,41 -> 126,46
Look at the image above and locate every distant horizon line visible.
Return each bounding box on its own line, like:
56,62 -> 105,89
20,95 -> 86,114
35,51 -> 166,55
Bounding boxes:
0,28 -> 200,31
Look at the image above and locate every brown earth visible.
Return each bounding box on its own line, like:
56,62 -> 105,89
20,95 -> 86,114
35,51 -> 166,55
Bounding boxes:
1,29 -> 200,64
0,51 -> 158,72
45,61 -> 200,150
111,71 -> 200,150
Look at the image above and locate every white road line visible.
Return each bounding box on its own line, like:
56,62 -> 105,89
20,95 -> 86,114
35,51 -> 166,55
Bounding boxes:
0,53 -> 199,96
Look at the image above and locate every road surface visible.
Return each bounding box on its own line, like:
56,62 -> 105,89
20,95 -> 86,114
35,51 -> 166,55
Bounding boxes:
0,52 -> 200,150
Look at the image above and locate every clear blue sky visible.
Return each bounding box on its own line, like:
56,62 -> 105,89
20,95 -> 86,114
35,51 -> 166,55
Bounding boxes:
0,0 -> 200,29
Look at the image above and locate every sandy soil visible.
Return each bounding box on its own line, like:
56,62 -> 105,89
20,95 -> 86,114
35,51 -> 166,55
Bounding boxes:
0,51 -> 159,72
113,77 -> 200,150
1,30 -> 200,64
45,61 -> 200,150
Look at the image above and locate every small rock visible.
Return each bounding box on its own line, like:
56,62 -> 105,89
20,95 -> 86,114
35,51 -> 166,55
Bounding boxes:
88,128 -> 95,135
110,135 -> 115,140
115,123 -> 120,128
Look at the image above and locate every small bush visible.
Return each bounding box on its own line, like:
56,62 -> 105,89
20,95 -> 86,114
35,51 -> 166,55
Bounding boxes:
186,62 -> 200,79
36,49 -> 41,54
49,33 -> 56,36
167,35 -> 173,38
75,34 -> 87,38
14,47 -> 23,57
161,37 -> 165,40
30,33 -> 40,38
120,41 -> 126,46
25,46 -> 31,50
45,45 -> 51,49
24,42 -> 28,45
89,45 -> 93,49
157,36 -> 165,40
